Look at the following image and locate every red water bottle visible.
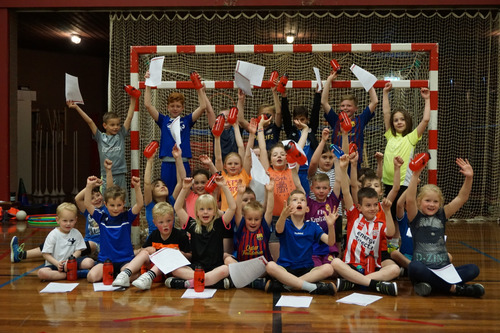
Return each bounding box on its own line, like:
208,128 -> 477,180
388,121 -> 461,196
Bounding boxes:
66,255 -> 77,281
269,70 -> 279,86
276,74 -> 289,93
143,140 -> 159,158
349,142 -> 358,155
227,107 -> 238,125
124,85 -> 141,98
285,141 -> 307,165
330,59 -> 342,74
194,266 -> 205,292
204,171 -> 221,193
103,259 -> 114,285
212,114 -> 225,137
190,71 -> 203,90
409,152 -> 430,172
330,144 -> 344,158
339,111 -> 352,132
256,114 -> 268,124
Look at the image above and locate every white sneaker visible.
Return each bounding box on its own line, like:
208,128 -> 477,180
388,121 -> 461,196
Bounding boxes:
112,271 -> 130,287
132,273 -> 153,290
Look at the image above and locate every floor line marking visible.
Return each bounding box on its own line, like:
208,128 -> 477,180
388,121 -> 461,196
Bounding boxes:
0,264 -> 45,289
459,241 -> 500,264
378,316 -> 445,327
113,314 -> 182,322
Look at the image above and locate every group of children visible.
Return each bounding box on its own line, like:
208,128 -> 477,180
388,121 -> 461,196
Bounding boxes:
9,68 -> 484,299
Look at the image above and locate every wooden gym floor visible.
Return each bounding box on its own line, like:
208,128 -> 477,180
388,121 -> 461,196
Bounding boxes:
1,217 -> 499,332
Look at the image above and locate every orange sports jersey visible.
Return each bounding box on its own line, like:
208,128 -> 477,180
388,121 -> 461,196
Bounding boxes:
151,243 -> 179,251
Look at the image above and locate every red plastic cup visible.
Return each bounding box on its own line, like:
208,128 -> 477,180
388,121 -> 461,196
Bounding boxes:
339,111 -> 352,132
143,140 -> 159,158
212,114 -> 225,137
349,142 -> 358,155
285,141 -> 307,165
269,70 -> 279,86
409,152 -> 430,172
204,171 -> 221,193
276,74 -> 289,93
124,85 -> 141,98
256,114 -> 268,124
330,59 -> 342,74
190,71 -> 203,90
227,107 -> 238,125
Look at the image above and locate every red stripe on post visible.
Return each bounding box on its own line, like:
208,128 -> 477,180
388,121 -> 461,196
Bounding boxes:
215,45 -> 234,53
374,81 -> 389,88
411,43 -> 437,52
430,91 -> 438,110
130,48 -> 139,73
177,81 -> 195,89
372,44 -> 391,52
332,81 -> 352,88
428,169 -> 437,185
430,46 -> 439,71
332,44 -> 351,52
130,131 -> 140,150
293,44 -> 312,53
428,130 -> 438,150
292,80 -> 313,88
410,80 -> 429,88
133,46 -> 158,55
215,81 -> 234,89
177,45 -> 196,53
254,44 -> 273,53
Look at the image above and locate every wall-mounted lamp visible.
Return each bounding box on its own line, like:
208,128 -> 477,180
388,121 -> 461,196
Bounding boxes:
286,33 -> 295,44
70,34 -> 81,44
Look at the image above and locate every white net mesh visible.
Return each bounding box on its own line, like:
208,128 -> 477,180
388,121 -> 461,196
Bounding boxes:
110,10 -> 500,221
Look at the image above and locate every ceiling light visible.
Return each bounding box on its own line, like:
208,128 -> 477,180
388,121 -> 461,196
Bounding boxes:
286,33 -> 295,44
70,34 -> 81,44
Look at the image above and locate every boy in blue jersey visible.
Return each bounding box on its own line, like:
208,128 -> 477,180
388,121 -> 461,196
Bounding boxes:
265,190 -> 337,295
85,175 -> 143,283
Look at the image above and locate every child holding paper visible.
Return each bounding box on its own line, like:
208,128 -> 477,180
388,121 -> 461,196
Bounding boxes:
405,158 -> 484,297
144,70 -> 207,194
112,202 -> 191,290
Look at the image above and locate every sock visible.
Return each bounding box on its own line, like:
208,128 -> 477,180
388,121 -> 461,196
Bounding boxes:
302,281 -> 316,293
146,270 -> 156,280
20,251 -> 27,260
186,279 -> 194,288
369,280 -> 380,291
123,268 -> 132,277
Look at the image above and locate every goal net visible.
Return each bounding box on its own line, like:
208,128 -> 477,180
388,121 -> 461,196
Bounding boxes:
109,11 -> 500,222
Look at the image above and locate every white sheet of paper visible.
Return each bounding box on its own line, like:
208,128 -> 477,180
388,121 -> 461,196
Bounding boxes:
169,116 -> 182,146
181,288 -> 217,299
65,73 -> 84,104
336,292 -> 382,306
276,296 -> 313,308
281,139 -> 308,166
250,149 -> 270,185
145,56 -> 165,87
229,256 -> 268,288
313,67 -> 323,91
40,282 -> 79,293
350,64 -> 377,92
429,264 -> 462,284
234,60 -> 266,96
149,247 -> 190,275
93,282 -> 123,292
406,228 -> 413,238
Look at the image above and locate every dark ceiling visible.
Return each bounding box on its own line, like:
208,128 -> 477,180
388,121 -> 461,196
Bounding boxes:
18,11 -> 110,57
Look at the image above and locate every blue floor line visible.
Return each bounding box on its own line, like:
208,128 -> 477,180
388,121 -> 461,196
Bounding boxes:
0,264 -> 45,289
459,241 -> 500,264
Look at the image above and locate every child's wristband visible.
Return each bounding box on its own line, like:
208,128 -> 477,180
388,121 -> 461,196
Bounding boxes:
258,128 -> 264,133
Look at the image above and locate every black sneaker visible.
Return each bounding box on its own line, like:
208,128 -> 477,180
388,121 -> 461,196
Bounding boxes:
249,278 -> 267,290
455,283 -> 485,298
212,278 -> 231,289
265,280 -> 287,293
414,282 -> 432,296
310,282 -> 336,295
336,278 -> 355,292
376,281 -> 398,296
165,277 -> 187,289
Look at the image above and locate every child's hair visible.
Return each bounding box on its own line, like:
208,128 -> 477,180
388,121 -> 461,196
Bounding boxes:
192,168 -> 210,179
91,186 -> 102,194
168,92 -> 185,105
242,200 -> 264,216
361,174 -> 381,188
244,187 -> 256,197
258,103 -> 275,115
311,173 -> 330,185
103,112 -> 120,124
358,167 -> 377,182
292,106 -> 309,119
268,142 -> 286,162
194,194 -> 220,233
56,202 -> 78,217
321,145 -> 332,154
390,108 -> 413,137
104,185 -> 126,203
224,152 -> 243,166
357,187 -> 379,204
417,184 -> 444,208
287,189 -> 306,204
340,94 -> 358,107
152,202 -> 174,220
